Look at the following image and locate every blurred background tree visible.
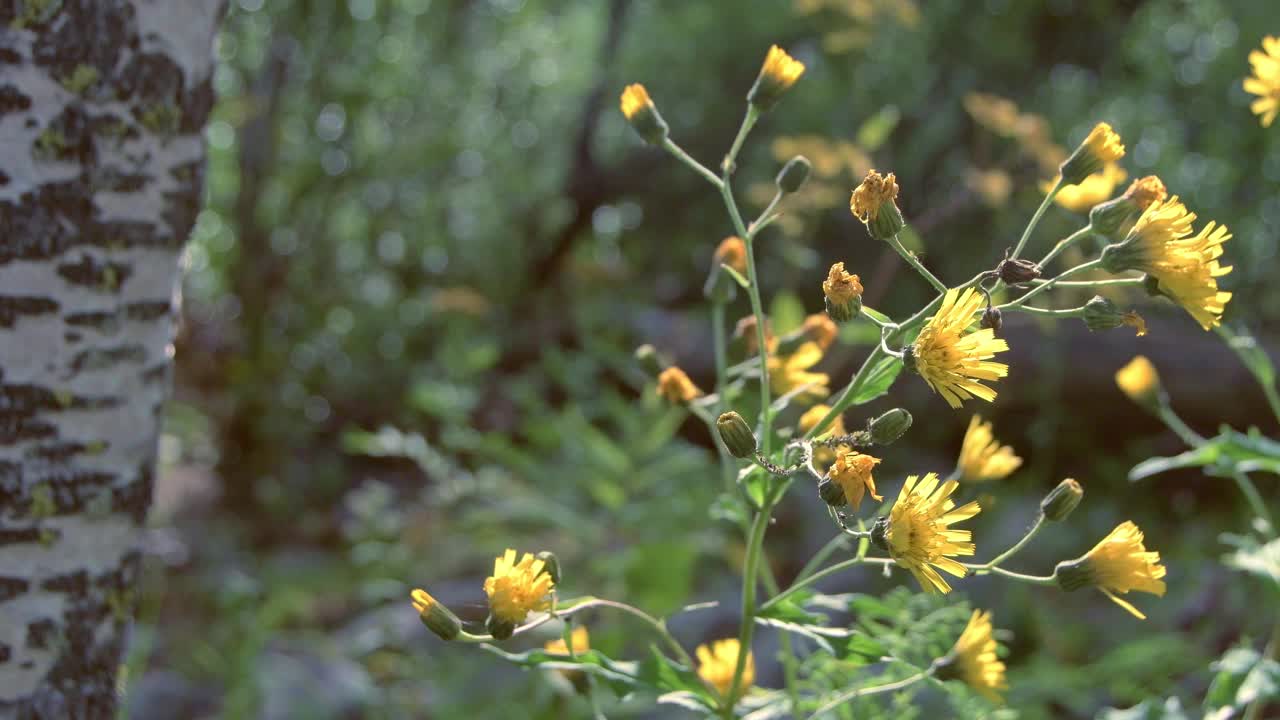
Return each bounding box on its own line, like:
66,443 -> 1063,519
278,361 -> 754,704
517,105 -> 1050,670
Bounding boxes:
131,0 -> 1280,717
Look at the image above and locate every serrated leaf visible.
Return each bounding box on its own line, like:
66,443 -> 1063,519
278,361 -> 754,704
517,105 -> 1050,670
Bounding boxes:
1129,428 -> 1280,481
849,355 -> 903,405
1206,645 -> 1280,714
753,616 -> 854,655
481,646 -> 640,697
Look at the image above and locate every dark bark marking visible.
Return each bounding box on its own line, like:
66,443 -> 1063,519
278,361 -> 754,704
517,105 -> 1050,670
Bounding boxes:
0,576 -> 31,604
0,296 -> 60,328
125,300 -> 170,321
40,570 -> 87,594
0,84 -> 32,116
24,619 -> 56,650
110,464 -> 150,523
68,344 -> 146,372
55,253 -> 131,291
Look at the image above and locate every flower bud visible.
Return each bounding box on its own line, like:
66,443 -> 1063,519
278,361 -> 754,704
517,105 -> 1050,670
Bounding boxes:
747,45 -> 805,112
822,262 -> 863,323
868,408 -> 912,445
1052,558 -> 1093,592
1082,295 -> 1124,331
1115,356 -> 1163,410
1059,122 -> 1125,186
1040,478 -> 1083,521
980,306 -> 1002,332
705,236 -> 748,302
776,156 -> 811,194
536,551 -> 562,585
869,515 -> 890,551
850,170 -> 904,241
657,366 -> 704,403
997,256 -> 1042,286
1089,175 -> 1167,241
411,588 -> 462,641
817,477 -> 847,507
634,344 -> 667,378
619,83 -> 669,145
717,412 -> 757,459
487,614 -> 517,641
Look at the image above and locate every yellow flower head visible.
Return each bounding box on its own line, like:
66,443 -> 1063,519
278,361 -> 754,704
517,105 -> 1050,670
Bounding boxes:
909,287 -> 1010,408
956,415 -> 1022,483
828,449 -> 883,511
696,638 -> 754,697
1046,162 -> 1127,213
1244,35 -> 1280,127
411,588 -> 437,615
484,549 -> 556,625
619,83 -> 653,121
802,313 -> 839,351
1060,122 -> 1125,184
1114,355 -> 1162,407
822,262 -> 864,305
735,314 -> 775,356
748,45 -> 805,111
768,342 -> 830,401
1102,196 -> 1233,330
799,404 -> 846,468
714,236 -> 748,275
948,609 -> 1008,702
1058,521 -> 1167,619
657,366 -> 704,403
544,626 -> 590,656
849,169 -> 900,223
881,472 -> 981,594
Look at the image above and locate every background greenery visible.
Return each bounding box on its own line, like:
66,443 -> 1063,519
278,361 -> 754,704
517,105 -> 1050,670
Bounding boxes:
126,0 -> 1279,717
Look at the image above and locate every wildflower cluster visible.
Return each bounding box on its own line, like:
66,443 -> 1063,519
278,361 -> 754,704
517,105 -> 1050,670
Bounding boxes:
402,35 -> 1269,718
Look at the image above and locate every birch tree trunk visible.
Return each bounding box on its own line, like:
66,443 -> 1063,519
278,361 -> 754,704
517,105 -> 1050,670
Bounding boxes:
0,1 -> 224,716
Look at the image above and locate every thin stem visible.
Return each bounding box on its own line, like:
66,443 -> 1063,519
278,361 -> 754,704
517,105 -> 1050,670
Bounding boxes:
1155,403 -> 1204,446
723,495 -> 774,715
1231,470 -> 1275,537
722,106 -> 761,175
662,138 -> 724,189
859,306 -> 896,330
741,234 -> 773,455
1215,325 -> 1280,426
712,303 -> 736,494
1012,304 -> 1087,318
996,259 -> 1103,312
750,190 -> 785,236
962,563 -> 1057,585
1037,225 -> 1094,268
807,666 -> 935,718
1028,276 -> 1143,288
792,534 -> 852,586
800,345 -> 888,440
886,233 -> 947,293
582,598 -> 696,668
980,514 -> 1045,569
760,556 -> 895,614
1010,176 -> 1062,260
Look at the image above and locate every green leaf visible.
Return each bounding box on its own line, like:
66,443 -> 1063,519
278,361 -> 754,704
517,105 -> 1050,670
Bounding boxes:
757,589 -> 824,625
738,464 -> 772,509
754,616 -> 854,655
770,291 -> 806,336
860,306 -> 894,326
855,105 -> 900,151
1129,427 -> 1280,481
1218,325 -> 1277,394
1098,697 -> 1191,720
720,263 -> 750,289
1205,645 -> 1280,714
481,646 -> 641,698
638,646 -> 718,709
849,355 -> 903,405
1222,536 -> 1280,590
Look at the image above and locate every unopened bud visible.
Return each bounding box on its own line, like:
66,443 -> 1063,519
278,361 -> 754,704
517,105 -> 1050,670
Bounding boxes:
705,237 -> 747,303
619,84 -> 669,145
981,306 -> 1002,332
1059,122 -> 1125,186
1052,558 -> 1093,592
997,256 -> 1042,286
850,170 -> 905,242
1040,479 -> 1083,521
411,588 -> 462,641
1115,356 -> 1163,410
1083,296 -> 1124,331
536,551 -> 562,585
717,412 -> 757,459
817,477 -> 846,507
868,408 -> 912,445
822,262 -> 863,323
747,45 -> 805,112
634,344 -> 666,378
776,156 -> 811,194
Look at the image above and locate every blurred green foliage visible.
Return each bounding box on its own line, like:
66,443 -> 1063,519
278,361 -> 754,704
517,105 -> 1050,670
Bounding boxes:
132,0 -> 1280,717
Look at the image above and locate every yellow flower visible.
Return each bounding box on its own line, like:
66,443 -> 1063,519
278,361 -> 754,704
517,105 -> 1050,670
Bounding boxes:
956,415 -> 1022,483
1244,35 -> 1280,127
849,169 -> 900,223
748,45 -> 805,111
829,449 -> 883,510
1101,196 -> 1233,330
768,342 -> 830,401
802,313 -> 839,351
909,287 -> 1010,408
799,404 -> 846,468
1114,355 -> 1162,407
948,609 -> 1008,702
484,548 -> 556,625
1045,162 -> 1127,213
619,83 -> 652,121
1056,521 -> 1167,620
881,472 -> 981,594
714,236 -> 748,275
657,366 -> 704,403
1060,122 -> 1125,185
410,587 -> 463,640
544,626 -> 590,656
619,83 -> 668,144
696,638 -> 754,697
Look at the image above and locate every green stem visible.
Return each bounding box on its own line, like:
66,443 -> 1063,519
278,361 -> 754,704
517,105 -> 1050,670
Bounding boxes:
979,514 -> 1045,569
1155,403 -> 1203,447
1215,325 -> 1280,426
1010,176 -> 1062,260
760,556 -> 895,615
722,106 -> 761,175
996,259 -> 1103,312
1231,470 -> 1276,537
799,345 -> 889,441
662,137 -> 724,189
1013,304 -> 1087,318
887,233 -> 947,293
962,563 -> 1057,585
712,303 -> 737,494
751,190 -> 785,236
792,534 -> 852,585
1037,225 -> 1095,268
1027,276 -> 1143,288
808,665 -> 936,718
740,233 -> 773,456
723,494 -> 775,715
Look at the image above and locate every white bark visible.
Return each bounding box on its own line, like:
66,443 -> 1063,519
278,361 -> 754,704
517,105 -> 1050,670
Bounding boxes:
0,1 -> 223,717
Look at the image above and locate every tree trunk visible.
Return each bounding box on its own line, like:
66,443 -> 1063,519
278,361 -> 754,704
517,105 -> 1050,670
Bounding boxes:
0,1 -> 224,717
